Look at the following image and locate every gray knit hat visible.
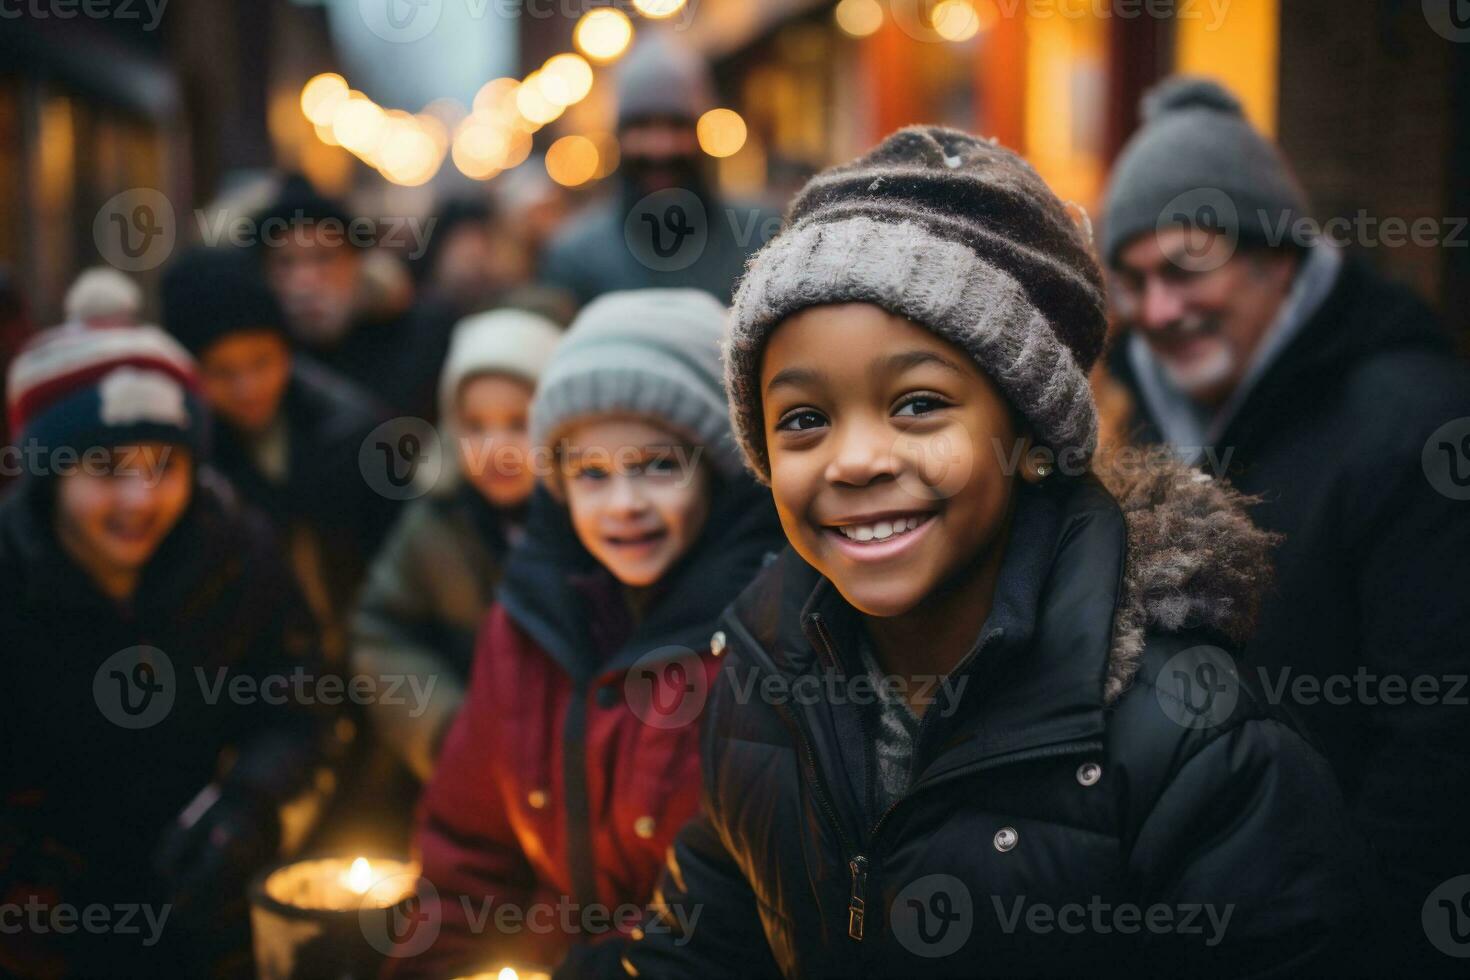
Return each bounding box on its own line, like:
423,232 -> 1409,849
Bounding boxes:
616,33 -> 714,127
726,125 -> 1106,484
530,288 -> 743,496
1102,76 -> 1308,263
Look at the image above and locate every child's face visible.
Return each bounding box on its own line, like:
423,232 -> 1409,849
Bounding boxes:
198,330 -> 292,435
560,416 -> 712,588
54,442 -> 193,578
456,373 -> 535,508
761,303 -> 1030,618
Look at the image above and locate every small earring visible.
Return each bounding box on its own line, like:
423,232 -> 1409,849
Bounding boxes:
1034,462 -> 1053,479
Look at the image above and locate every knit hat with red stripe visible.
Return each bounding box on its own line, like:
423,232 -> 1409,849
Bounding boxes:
6,324 -> 208,458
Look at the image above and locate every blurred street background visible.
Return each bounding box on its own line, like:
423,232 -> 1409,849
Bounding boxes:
2,0 -> 1467,339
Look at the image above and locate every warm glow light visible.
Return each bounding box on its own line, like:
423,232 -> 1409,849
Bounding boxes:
932,0 -> 984,41
380,124 -> 441,186
545,135 -> 600,187
697,108 -> 747,158
631,0 -> 686,19
502,128 -> 534,169
515,75 -> 565,125
333,97 -> 387,156
473,78 -> 520,117
497,969 -> 518,980
453,119 -> 509,179
834,0 -> 883,37
345,857 -> 373,895
301,73 -> 349,126
541,53 -> 594,106
574,8 -> 634,63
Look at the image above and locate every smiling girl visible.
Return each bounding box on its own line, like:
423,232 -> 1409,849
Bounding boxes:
619,128 -> 1368,978
385,289 -> 784,978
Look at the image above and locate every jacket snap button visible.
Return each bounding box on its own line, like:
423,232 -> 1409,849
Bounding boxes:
634,816 -> 656,839
597,684 -> 620,708
1076,762 -> 1102,786
528,789 -> 549,810
993,826 -> 1019,852
709,630 -> 727,657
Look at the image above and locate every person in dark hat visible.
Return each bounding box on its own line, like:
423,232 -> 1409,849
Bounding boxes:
161,246 -> 399,656
253,175 -> 457,421
539,34 -> 780,308
0,324 -> 340,977
1102,77 -> 1470,974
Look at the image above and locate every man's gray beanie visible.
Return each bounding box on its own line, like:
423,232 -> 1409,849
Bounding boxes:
616,33 -> 714,127
1102,76 -> 1309,263
531,288 -> 743,495
726,125 -> 1106,485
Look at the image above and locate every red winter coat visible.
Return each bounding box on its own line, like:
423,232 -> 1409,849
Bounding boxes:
384,481 -> 782,979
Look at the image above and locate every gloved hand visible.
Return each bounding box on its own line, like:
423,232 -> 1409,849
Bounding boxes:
152,783 -> 281,927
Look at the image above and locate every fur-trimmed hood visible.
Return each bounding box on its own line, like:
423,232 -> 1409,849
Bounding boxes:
1100,454 -> 1278,702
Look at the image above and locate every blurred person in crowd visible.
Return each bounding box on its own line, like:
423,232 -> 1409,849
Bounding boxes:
253,175 -> 457,421
412,196 -> 536,317
381,290 -> 784,979
540,35 -> 780,307
160,246 -> 400,657
620,127 -> 1368,980
0,325 -> 338,977
495,163 -> 572,268
63,266 -> 143,328
1103,77 -> 1470,973
351,308 -> 561,793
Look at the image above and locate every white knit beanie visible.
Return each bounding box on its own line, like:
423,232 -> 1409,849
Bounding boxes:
530,288 -> 743,497
436,308 -> 564,487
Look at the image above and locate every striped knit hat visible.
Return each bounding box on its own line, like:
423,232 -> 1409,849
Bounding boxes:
530,288 -> 742,498
726,126 -> 1106,483
7,324 -> 207,459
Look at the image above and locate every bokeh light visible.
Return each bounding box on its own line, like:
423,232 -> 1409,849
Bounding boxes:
834,0 -> 883,38
540,54 -> 594,107
697,108 -> 748,158
300,73 -> 349,126
545,135 -> 601,187
631,0 -> 687,20
575,8 -> 634,63
932,0 -> 984,41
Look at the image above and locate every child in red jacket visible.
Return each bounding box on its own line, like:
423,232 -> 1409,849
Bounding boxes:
382,289 -> 784,978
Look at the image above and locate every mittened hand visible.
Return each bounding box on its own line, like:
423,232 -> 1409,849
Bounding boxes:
152,783 -> 281,925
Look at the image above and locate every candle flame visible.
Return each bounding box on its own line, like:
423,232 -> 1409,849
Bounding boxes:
496,970 -> 519,980
346,857 -> 373,895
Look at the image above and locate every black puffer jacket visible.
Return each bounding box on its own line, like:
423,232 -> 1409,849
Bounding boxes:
620,463 -> 1370,979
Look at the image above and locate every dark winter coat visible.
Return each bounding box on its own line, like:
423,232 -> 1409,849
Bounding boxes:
1108,256 -> 1470,969
540,180 -> 780,307
307,299 -> 459,423
350,484 -> 516,782
382,477 -> 785,979
620,462 -> 1370,979
0,473 -> 337,978
210,356 -> 400,639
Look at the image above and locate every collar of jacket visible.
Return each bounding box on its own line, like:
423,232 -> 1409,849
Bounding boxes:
496,475 -> 785,684
720,455 -> 1277,765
